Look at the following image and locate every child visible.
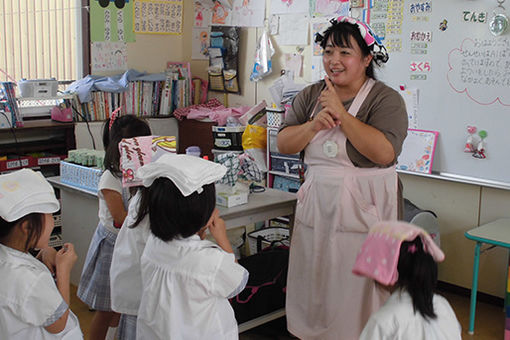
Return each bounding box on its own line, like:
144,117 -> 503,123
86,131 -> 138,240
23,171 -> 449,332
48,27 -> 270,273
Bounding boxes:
0,168 -> 82,339
353,221 -> 462,340
77,114 -> 151,340
110,188 -> 150,340
134,154 -> 249,339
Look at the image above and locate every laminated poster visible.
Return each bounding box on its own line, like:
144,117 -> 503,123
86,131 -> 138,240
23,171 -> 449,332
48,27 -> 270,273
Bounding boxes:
397,129 -> 438,174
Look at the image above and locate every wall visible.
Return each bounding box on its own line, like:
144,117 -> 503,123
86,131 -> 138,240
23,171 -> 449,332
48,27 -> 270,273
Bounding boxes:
82,0 -> 510,298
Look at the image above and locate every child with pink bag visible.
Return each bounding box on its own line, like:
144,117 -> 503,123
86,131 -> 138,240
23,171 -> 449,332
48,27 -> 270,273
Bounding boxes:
353,221 -> 462,340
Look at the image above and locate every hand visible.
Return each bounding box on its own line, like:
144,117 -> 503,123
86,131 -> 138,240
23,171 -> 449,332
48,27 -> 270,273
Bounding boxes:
55,243 -> 77,275
310,108 -> 340,132
197,226 -> 208,240
37,247 -> 57,274
318,77 -> 345,123
207,209 -> 228,244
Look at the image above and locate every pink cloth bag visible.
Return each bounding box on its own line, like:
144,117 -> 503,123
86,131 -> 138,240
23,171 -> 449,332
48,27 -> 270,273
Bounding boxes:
352,220 -> 445,286
119,135 -> 176,187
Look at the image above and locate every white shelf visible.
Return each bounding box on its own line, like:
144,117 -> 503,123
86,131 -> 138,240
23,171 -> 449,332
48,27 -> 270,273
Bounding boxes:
268,170 -> 300,179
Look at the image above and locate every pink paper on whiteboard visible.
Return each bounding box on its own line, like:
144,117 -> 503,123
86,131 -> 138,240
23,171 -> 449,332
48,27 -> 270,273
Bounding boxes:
397,129 -> 438,174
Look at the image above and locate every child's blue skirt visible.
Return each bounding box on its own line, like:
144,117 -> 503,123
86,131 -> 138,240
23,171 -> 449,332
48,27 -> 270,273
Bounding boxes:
77,222 -> 117,311
118,314 -> 137,340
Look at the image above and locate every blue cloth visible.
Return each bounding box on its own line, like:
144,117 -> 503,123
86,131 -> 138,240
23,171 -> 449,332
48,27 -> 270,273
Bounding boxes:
65,69 -> 166,103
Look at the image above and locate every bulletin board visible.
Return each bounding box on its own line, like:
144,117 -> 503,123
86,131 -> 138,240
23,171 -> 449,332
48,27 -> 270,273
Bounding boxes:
373,0 -> 510,184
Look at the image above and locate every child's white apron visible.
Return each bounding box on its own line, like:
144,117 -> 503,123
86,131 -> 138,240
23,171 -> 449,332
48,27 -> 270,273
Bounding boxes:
286,79 -> 398,340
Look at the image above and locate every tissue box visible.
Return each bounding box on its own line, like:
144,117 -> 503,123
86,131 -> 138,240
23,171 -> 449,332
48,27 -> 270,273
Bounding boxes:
216,190 -> 248,208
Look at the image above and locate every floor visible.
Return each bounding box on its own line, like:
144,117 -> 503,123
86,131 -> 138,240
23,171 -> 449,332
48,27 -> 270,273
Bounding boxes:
71,285 -> 505,339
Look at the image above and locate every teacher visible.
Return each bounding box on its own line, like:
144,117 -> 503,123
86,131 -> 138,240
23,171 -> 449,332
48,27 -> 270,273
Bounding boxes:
278,16 -> 408,339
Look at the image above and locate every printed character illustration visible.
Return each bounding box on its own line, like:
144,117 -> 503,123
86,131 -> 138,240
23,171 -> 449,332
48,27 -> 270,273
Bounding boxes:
464,125 -> 477,152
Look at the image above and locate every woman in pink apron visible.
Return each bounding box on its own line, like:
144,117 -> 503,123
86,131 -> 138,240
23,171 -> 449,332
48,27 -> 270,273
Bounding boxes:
277,17 -> 408,339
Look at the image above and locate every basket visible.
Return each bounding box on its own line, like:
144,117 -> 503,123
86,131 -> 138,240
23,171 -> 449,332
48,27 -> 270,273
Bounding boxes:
266,108 -> 285,128
248,227 -> 290,254
60,161 -> 102,192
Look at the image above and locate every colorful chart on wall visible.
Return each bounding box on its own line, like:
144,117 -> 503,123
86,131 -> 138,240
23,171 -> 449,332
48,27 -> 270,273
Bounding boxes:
91,42 -> 128,73
90,0 -> 135,42
397,129 -> 438,174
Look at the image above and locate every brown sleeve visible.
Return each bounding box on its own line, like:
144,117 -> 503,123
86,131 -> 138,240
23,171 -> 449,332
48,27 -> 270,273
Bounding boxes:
279,82 -> 325,132
347,82 -> 409,167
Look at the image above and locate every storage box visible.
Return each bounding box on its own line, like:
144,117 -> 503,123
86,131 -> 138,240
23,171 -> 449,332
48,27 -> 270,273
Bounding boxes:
248,227 -> 290,254
212,126 -> 245,150
18,79 -> 58,98
273,175 -> 300,193
216,189 -> 248,208
60,161 -> 102,192
266,107 -> 285,128
270,153 -> 301,175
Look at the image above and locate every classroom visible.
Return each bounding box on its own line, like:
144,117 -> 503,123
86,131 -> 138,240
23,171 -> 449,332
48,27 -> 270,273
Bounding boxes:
1,0 -> 509,339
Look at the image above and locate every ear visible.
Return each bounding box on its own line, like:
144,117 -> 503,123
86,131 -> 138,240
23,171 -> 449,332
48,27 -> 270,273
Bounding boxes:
19,219 -> 30,236
364,54 -> 373,67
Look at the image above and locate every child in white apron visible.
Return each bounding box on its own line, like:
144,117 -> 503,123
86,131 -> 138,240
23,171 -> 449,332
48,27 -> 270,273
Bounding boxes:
354,221 -> 462,339
77,113 -> 151,339
134,154 -> 248,339
0,169 -> 82,339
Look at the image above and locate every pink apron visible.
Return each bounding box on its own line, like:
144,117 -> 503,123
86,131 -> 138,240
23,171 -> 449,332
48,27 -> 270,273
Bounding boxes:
286,79 -> 398,340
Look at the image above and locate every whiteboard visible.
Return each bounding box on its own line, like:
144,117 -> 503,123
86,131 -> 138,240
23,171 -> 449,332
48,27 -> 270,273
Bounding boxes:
374,0 -> 510,184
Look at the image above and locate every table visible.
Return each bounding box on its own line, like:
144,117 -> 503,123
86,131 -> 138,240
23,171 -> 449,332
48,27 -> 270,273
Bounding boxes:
464,218 -> 510,335
47,176 -> 297,332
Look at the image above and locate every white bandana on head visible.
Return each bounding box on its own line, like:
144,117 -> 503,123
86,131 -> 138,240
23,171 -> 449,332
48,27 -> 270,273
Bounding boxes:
136,154 -> 227,197
0,169 -> 60,222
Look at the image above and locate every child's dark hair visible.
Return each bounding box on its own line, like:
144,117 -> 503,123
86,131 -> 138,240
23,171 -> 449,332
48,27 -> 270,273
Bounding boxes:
0,214 -> 45,251
135,178 -> 216,241
397,236 -> 438,320
103,115 -> 151,178
319,21 -> 377,79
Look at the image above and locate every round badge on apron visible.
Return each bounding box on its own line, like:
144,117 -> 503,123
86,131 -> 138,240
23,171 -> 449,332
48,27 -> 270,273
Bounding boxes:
322,140 -> 338,158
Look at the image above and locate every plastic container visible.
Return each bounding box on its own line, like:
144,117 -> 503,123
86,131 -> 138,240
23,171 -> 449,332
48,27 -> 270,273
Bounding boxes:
266,107 -> 285,128
212,125 -> 245,150
185,146 -> 201,157
248,227 -> 290,255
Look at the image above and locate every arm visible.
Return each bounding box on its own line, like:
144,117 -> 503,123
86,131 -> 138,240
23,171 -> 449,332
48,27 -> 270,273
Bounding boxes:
277,83 -> 340,155
44,243 -> 77,334
102,189 -> 128,226
319,77 -> 396,166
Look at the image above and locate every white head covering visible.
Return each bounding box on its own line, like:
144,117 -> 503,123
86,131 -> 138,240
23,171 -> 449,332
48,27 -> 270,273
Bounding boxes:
136,153 -> 227,197
0,169 -> 60,222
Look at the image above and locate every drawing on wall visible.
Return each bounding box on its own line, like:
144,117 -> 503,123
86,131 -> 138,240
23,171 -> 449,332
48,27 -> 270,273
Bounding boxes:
270,0 -> 309,15
212,1 -> 230,24
313,0 -> 350,17
447,38 -> 510,106
192,27 -> 211,60
194,1 -> 213,27
134,0 -> 183,34
312,20 -> 330,56
90,0 -> 135,42
91,41 -> 128,72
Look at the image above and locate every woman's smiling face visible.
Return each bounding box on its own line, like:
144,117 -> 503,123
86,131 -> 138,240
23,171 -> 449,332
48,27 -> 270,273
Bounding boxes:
322,35 -> 372,88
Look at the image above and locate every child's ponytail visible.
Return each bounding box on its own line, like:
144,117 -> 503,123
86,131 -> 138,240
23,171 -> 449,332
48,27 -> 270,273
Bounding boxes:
397,237 -> 437,320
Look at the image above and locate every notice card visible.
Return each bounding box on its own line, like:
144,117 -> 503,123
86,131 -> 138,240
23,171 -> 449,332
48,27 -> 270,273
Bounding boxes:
397,129 -> 438,174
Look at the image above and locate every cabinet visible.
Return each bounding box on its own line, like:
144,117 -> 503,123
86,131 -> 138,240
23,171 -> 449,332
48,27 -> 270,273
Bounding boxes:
0,119 -> 76,248
0,119 -> 75,174
266,127 -> 301,193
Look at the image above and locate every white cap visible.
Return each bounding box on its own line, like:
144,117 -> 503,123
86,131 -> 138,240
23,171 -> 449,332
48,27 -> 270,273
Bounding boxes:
136,154 -> 227,197
0,169 -> 60,222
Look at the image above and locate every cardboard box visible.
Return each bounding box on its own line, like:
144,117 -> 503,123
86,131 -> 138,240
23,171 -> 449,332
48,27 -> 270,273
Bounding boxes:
216,190 -> 248,208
